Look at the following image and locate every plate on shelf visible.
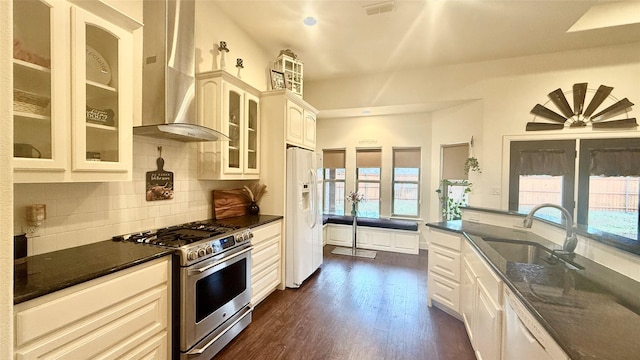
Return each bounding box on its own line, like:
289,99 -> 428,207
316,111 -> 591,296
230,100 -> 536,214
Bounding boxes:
86,45 -> 111,85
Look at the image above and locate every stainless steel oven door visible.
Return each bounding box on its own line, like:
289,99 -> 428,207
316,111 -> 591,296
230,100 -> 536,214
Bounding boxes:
180,245 -> 252,352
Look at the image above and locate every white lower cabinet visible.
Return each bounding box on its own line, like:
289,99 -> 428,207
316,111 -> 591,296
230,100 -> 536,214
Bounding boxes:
461,257 -> 477,345
475,279 -> 502,360
250,220 -> 283,306
427,228 -> 462,314
14,257 -> 171,359
428,231 -> 569,360
462,240 -> 503,360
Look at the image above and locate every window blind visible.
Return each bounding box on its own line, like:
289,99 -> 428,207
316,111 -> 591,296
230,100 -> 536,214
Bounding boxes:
394,148 -> 421,168
442,144 -> 468,180
323,149 -> 345,169
356,149 -> 381,168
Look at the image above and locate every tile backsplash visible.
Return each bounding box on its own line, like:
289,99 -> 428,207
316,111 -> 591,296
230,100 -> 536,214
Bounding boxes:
14,136 -> 249,255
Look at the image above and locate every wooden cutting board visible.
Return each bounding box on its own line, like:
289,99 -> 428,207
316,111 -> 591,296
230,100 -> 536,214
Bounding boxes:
213,189 -> 249,219
145,157 -> 174,201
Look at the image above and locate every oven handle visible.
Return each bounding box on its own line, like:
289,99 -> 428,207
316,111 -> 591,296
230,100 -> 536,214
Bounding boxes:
187,246 -> 253,275
186,306 -> 253,355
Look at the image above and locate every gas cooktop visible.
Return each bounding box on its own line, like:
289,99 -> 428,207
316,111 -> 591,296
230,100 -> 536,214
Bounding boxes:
112,220 -> 239,248
112,220 -> 253,266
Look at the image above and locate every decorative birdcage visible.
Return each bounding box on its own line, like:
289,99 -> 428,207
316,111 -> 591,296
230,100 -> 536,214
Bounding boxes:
273,50 -> 303,97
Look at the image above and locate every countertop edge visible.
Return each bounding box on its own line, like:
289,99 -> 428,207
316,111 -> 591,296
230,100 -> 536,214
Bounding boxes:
14,249 -> 174,305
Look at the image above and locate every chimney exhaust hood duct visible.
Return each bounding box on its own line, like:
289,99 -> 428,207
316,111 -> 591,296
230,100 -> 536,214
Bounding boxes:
134,0 -> 228,142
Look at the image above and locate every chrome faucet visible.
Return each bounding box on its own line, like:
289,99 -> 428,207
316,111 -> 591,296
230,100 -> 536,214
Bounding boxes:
523,203 -> 578,254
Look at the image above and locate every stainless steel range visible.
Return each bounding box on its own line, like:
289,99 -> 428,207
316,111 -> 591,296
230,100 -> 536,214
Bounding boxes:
114,220 -> 253,359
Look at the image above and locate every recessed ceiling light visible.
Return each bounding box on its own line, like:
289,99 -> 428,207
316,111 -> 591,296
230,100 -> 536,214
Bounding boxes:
303,16 -> 317,26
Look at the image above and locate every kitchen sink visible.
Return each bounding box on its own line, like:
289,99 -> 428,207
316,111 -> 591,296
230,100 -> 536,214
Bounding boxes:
483,238 -> 584,270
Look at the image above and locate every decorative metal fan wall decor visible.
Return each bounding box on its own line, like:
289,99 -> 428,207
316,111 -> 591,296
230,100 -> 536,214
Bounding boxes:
527,83 -> 637,131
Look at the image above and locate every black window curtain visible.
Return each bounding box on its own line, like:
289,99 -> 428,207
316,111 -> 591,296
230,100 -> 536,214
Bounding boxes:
517,149 -> 571,176
577,138 -> 640,246
590,149 -> 640,177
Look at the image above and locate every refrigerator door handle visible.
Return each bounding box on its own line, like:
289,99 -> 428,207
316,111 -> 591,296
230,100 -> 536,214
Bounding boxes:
308,169 -> 317,228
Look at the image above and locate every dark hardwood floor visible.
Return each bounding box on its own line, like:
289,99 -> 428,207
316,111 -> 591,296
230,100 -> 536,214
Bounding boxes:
215,245 -> 475,360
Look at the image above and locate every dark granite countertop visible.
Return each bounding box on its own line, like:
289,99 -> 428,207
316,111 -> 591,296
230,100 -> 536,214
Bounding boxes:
427,220 -> 640,360
14,214 -> 283,305
14,241 -> 174,305
214,214 -> 282,229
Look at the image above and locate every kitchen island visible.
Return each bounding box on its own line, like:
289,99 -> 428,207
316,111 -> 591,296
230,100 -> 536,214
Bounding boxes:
428,220 -> 640,360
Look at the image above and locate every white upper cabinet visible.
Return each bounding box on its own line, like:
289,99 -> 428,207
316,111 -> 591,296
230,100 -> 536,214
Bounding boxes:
263,89 -> 318,151
285,99 -> 316,150
70,6 -> 133,176
197,70 -> 261,180
13,0 -> 139,183
303,110 -> 316,149
286,100 -> 304,146
13,0 -> 67,176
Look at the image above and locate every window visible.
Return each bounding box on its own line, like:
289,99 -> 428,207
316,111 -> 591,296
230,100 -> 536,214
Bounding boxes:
392,148 -> 421,217
509,137 -> 640,255
509,140 -> 575,224
323,149 -> 346,215
439,144 -> 470,220
356,148 -> 381,218
577,138 -> 640,248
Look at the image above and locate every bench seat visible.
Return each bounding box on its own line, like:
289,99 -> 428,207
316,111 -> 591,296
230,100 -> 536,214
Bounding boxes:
323,215 -> 419,231
322,215 -> 420,255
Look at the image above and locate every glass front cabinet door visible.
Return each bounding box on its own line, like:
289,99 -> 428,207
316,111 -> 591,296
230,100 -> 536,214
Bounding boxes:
197,70 -> 260,180
244,94 -> 260,175
224,83 -> 243,174
70,6 -> 133,176
13,0 -> 67,175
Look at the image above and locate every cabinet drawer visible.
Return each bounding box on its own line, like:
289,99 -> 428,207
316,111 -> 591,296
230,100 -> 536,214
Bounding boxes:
428,271 -> 460,313
252,236 -> 280,275
251,221 -> 281,245
429,244 -> 461,280
430,229 -> 462,251
15,259 -> 168,346
251,261 -> 281,305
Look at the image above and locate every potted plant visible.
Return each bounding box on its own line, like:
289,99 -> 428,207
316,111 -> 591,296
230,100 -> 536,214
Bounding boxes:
464,157 -> 481,175
436,180 -> 472,221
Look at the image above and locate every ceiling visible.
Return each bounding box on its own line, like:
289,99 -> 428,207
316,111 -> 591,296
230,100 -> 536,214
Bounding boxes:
214,0 -> 640,82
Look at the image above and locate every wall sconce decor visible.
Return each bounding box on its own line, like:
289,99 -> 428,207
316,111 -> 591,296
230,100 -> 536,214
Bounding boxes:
26,204 -> 46,227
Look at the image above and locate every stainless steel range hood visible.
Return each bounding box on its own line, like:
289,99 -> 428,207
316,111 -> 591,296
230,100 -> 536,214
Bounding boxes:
135,0 -> 228,142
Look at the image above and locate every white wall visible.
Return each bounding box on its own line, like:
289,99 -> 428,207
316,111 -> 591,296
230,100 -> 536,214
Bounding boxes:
194,1 -> 273,91
309,41 -> 640,271
429,100 -> 484,222
308,41 -> 640,212
14,137 -> 251,255
317,113 -> 431,247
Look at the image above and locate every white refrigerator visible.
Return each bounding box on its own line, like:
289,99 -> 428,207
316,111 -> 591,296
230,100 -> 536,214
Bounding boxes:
285,147 -> 323,288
